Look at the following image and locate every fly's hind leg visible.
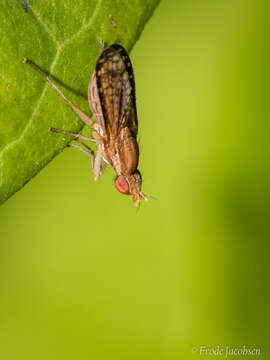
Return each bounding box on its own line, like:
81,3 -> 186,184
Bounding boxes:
24,59 -> 94,128
96,38 -> 105,54
109,14 -> 117,28
108,14 -> 121,44
97,14 -> 117,54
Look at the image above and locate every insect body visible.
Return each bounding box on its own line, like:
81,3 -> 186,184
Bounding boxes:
24,44 -> 147,206
22,0 -> 28,12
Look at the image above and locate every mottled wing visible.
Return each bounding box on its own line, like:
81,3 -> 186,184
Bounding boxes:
88,71 -> 105,127
95,44 -> 138,139
111,44 -> 138,138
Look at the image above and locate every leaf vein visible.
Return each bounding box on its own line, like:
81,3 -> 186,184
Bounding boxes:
29,4 -> 60,47
0,48 -> 61,186
61,0 -> 103,48
0,0 -> 103,188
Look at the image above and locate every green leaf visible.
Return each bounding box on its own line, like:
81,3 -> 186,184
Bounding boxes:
0,0 -> 159,205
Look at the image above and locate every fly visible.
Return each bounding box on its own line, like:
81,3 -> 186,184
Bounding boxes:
22,0 -> 28,12
24,43 -> 147,206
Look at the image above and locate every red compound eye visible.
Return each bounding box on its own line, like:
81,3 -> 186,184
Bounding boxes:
114,176 -> 130,195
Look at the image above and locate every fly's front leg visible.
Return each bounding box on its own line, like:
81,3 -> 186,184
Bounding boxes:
70,145 -> 105,181
51,127 -> 97,176
53,125 -> 106,181
67,139 -> 105,182
93,148 -> 106,181
68,142 -> 95,170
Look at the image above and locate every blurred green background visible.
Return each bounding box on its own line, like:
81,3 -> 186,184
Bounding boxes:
0,0 -> 269,359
